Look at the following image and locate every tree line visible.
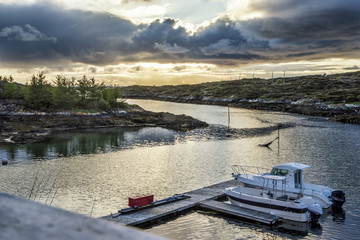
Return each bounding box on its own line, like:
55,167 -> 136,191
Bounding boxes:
0,73 -> 126,112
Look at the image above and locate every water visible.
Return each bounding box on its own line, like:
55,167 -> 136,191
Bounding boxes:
1,99 -> 360,239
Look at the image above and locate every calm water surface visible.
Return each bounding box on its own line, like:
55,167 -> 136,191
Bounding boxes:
0,99 -> 359,239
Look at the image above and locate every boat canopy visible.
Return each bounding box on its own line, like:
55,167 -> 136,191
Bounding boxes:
272,162 -> 310,171
261,175 -> 287,181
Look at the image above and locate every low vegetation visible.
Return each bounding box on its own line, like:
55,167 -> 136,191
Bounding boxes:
122,71 -> 360,104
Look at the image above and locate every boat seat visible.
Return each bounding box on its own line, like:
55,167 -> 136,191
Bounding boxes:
267,191 -> 274,198
276,195 -> 288,201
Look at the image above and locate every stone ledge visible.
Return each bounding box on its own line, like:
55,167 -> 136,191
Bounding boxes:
0,192 -> 164,240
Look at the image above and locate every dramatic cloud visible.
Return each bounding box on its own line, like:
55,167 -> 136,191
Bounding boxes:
0,24 -> 57,42
0,0 -> 359,70
132,18 -> 189,53
132,17 -> 268,63
243,0 -> 359,19
244,1 -> 360,49
0,4 -> 140,65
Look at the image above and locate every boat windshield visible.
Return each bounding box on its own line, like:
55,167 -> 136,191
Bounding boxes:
270,168 -> 289,176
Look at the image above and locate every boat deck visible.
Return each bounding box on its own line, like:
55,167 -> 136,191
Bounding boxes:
101,180 -> 281,227
199,199 -> 281,225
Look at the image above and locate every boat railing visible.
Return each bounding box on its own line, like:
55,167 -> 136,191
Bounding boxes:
231,165 -> 271,176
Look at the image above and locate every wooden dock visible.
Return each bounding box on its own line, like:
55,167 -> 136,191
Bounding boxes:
101,180 -> 281,227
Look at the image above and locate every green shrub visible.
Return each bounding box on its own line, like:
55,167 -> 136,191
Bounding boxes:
3,82 -> 23,99
24,73 -> 53,110
98,98 -> 111,111
276,78 -> 284,84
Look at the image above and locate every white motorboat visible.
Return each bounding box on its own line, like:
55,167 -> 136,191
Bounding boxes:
225,175 -> 323,222
231,162 -> 345,209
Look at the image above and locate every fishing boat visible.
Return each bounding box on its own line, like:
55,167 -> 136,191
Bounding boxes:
225,175 -> 323,222
231,162 -> 345,209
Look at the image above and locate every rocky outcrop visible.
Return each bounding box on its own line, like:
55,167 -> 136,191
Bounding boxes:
124,111 -> 208,131
0,110 -> 208,144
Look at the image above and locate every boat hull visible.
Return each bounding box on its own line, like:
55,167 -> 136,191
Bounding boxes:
225,187 -> 310,222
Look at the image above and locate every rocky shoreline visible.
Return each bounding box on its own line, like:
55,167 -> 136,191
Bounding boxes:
123,95 -> 360,124
2,94 -> 360,144
0,101 -> 208,144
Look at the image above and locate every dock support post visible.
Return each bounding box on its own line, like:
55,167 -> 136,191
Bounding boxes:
277,125 -> 280,154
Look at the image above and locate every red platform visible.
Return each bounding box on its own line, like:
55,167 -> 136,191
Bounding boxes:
129,195 -> 154,208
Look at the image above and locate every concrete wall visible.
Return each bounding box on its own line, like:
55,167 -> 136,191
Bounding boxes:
0,192 -> 164,240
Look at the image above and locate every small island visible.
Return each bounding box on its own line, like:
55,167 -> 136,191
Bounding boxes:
0,73 -> 208,144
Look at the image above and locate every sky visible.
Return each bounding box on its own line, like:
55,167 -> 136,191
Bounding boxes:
0,0 -> 359,85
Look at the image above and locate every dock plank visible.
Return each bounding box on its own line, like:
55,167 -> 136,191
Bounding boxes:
101,179 -> 279,226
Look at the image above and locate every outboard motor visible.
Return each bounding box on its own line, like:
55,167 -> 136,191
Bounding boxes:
331,190 -> 345,209
308,203 -> 323,223
299,196 -> 323,223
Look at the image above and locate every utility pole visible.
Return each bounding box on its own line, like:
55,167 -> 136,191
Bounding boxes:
228,104 -> 230,131
283,71 -> 286,84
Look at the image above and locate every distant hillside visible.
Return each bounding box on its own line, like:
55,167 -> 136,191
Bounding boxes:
123,71 -> 360,103
122,71 -> 360,124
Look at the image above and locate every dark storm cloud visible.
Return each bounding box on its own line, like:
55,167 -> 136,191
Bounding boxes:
247,0 -> 359,18
0,24 -> 57,42
0,0 -> 359,67
192,18 -> 268,58
243,7 -> 360,41
132,17 -> 268,62
0,3 -> 141,65
240,0 -> 360,60
132,18 -> 189,52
